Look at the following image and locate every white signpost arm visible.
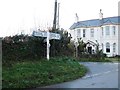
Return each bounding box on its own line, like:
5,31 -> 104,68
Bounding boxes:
47,30 -> 50,60
32,30 -> 60,60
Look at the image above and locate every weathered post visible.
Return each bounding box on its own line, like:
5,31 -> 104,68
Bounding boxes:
47,30 -> 50,60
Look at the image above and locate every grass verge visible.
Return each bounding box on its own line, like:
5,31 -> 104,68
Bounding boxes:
78,58 -> 111,62
2,57 -> 87,88
105,57 -> 120,62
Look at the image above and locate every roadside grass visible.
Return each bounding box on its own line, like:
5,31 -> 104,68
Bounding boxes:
105,57 -> 120,62
2,57 -> 87,88
78,56 -> 120,62
78,58 -> 111,62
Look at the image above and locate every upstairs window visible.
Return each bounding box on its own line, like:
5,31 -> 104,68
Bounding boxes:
106,42 -> 110,53
113,43 -> 116,53
102,27 -> 104,36
83,29 -> 86,37
112,26 -> 116,35
106,26 -> 110,36
77,29 -> 81,37
90,29 -> 94,37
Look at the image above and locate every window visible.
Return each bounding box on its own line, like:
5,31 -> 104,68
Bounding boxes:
106,42 -> 110,53
90,29 -> 94,37
102,27 -> 104,36
77,29 -> 81,37
106,26 -> 110,35
113,43 -> 116,52
83,29 -> 86,37
112,26 -> 116,35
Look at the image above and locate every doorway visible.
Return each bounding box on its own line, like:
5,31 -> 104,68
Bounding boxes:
88,47 -> 92,54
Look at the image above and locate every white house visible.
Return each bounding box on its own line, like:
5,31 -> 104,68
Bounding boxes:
69,11 -> 120,57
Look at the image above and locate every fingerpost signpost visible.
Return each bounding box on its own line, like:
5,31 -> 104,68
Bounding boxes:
32,30 -> 61,60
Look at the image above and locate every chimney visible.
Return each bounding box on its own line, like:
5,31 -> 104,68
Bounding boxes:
99,9 -> 103,20
75,13 -> 79,23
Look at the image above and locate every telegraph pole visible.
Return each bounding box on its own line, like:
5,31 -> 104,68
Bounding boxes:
52,0 -> 58,57
57,3 -> 60,29
53,0 -> 57,31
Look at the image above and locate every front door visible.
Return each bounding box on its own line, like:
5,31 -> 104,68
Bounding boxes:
88,47 -> 92,54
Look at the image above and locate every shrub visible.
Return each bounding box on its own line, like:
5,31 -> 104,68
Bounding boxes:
2,30 -> 74,64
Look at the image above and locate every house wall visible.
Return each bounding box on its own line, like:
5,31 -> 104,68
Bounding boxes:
69,24 -> 119,57
100,25 -> 119,57
118,25 -> 120,55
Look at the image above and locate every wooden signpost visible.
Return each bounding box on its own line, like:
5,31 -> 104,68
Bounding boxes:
32,31 -> 61,60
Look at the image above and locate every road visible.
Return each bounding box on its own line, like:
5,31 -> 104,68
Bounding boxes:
41,62 -> 119,88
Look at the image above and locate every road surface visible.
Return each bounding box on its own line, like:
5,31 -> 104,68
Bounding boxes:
41,62 -> 119,88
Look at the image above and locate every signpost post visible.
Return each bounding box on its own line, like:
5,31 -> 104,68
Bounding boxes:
32,31 -> 61,60
47,30 -> 50,60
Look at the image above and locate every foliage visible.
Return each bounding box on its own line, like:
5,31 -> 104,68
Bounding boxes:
2,29 -> 107,64
2,57 -> 87,88
2,30 -> 73,64
50,30 -> 73,57
77,38 -> 86,54
77,49 -> 108,62
2,34 -> 46,65
105,57 -> 120,62
73,38 -> 107,62
77,49 -> 109,62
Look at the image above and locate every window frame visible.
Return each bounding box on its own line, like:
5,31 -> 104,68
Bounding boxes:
113,43 -> 116,53
101,27 -> 104,36
77,29 -> 81,37
112,26 -> 116,35
83,29 -> 86,37
90,29 -> 94,37
105,26 -> 110,36
106,42 -> 110,53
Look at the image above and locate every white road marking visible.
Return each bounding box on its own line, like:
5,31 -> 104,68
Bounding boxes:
103,63 -> 119,65
104,71 -> 111,74
82,69 -> 118,79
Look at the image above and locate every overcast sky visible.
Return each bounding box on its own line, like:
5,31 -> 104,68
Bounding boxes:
0,0 -> 119,37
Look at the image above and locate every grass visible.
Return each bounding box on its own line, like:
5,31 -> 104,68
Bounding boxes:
2,57 -> 87,88
105,57 -> 120,62
78,56 -> 120,62
78,58 -> 111,62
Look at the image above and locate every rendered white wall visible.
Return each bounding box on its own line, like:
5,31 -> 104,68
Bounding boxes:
69,24 -> 119,57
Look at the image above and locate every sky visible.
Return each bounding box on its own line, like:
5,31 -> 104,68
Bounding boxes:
0,0 -> 119,37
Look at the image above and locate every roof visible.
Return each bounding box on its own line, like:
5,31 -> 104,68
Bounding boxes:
70,16 -> 120,30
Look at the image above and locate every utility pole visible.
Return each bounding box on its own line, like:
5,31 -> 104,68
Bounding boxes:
53,0 -> 57,31
52,0 -> 58,57
57,3 -> 60,29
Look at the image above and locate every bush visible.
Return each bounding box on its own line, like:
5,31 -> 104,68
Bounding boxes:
2,31 -> 74,65
2,35 -> 46,60
78,53 -> 109,62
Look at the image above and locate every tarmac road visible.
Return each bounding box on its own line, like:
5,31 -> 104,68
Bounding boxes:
41,62 -> 119,88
